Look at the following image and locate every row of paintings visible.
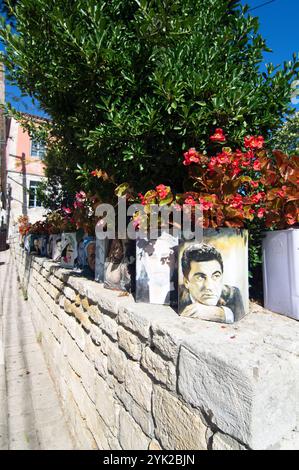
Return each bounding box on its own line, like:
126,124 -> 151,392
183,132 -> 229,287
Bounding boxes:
24,229 -> 248,323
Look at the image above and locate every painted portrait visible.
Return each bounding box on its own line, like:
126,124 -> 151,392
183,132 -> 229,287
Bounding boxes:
95,238 -> 108,283
178,229 -> 248,323
38,236 -> 48,257
104,238 -> 135,292
136,232 -> 178,305
60,232 -> 78,268
52,234 -> 62,262
24,234 -> 31,253
77,236 -> 94,269
85,239 -> 96,273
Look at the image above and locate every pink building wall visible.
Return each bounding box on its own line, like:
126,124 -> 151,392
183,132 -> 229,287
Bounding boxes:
15,125 -> 46,176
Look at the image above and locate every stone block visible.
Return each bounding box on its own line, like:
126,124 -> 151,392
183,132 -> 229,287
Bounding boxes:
100,314 -> 118,341
95,351 -> 108,379
119,409 -> 150,450
151,319 -> 195,362
63,286 -> 76,302
130,400 -> 154,437
81,296 -> 90,311
107,342 -> 127,383
100,333 -> 113,355
118,326 -> 142,361
64,298 -> 73,315
87,305 -> 102,325
125,362 -> 152,412
212,432 -> 246,450
95,375 -> 119,432
115,383 -> 132,411
152,386 -> 207,450
84,335 -> 98,363
141,347 -> 176,391
148,439 -> 162,450
178,331 -> 299,449
90,324 -> 102,346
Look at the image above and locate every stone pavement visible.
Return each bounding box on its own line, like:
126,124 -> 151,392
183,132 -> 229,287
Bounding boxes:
0,248 -> 76,450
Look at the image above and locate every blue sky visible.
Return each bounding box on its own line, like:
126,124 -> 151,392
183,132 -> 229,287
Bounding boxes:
1,0 -> 299,116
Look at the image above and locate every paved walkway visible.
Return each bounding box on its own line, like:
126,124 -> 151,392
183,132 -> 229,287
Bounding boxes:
0,248 -> 75,450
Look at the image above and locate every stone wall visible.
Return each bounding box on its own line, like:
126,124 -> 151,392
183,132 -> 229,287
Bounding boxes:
13,241 -> 299,450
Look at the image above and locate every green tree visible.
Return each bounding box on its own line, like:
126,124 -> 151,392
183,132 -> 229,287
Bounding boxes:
0,0 -> 298,197
272,112 -> 299,155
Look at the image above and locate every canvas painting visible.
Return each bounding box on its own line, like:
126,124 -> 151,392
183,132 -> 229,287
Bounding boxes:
60,232 -> 78,268
84,238 -> 96,273
77,236 -> 94,269
24,234 -> 31,252
51,234 -> 62,262
104,238 -> 135,292
95,238 -> 108,283
37,236 -> 48,257
136,232 -> 178,305
28,234 -> 39,253
178,229 -> 248,323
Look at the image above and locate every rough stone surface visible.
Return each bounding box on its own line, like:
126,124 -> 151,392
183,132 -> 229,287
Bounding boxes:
141,346 -> 176,390
11,240 -> 299,451
118,326 -> 142,361
178,334 -> 298,449
95,375 -> 118,432
87,305 -> 102,325
100,314 -> 118,341
153,386 -> 207,450
106,341 -> 127,383
125,362 -> 152,412
212,432 -> 247,450
119,408 -> 150,450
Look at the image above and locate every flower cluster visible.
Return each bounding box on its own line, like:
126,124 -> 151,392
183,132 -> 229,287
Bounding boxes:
26,220 -> 51,235
181,131 -> 299,228
135,130 -> 298,229
18,215 -> 31,237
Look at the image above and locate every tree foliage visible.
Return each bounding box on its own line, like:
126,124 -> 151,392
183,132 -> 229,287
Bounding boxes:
0,0 -> 298,197
272,112 -> 299,155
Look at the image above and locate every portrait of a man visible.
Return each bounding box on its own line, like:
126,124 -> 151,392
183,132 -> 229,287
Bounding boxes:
179,243 -> 245,323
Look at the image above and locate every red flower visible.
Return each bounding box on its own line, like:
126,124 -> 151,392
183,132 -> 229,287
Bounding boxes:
62,206 -> 72,214
257,208 -> 266,218
199,198 -> 213,211
184,196 -> 197,206
90,170 -> 98,176
138,193 -> 146,205
210,128 -> 226,143
208,156 -> 218,171
244,135 -> 265,149
246,150 -> 255,160
216,151 -> 231,165
76,191 -> 86,200
156,184 -> 170,200
250,181 -> 259,188
241,157 -> 251,167
277,185 -> 287,198
251,192 -> 265,204
183,148 -> 201,166
229,194 -> 243,210
253,160 -> 261,171
74,200 -> 84,209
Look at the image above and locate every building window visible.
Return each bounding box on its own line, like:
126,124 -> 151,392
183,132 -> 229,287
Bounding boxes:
30,139 -> 46,158
28,181 -> 42,208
